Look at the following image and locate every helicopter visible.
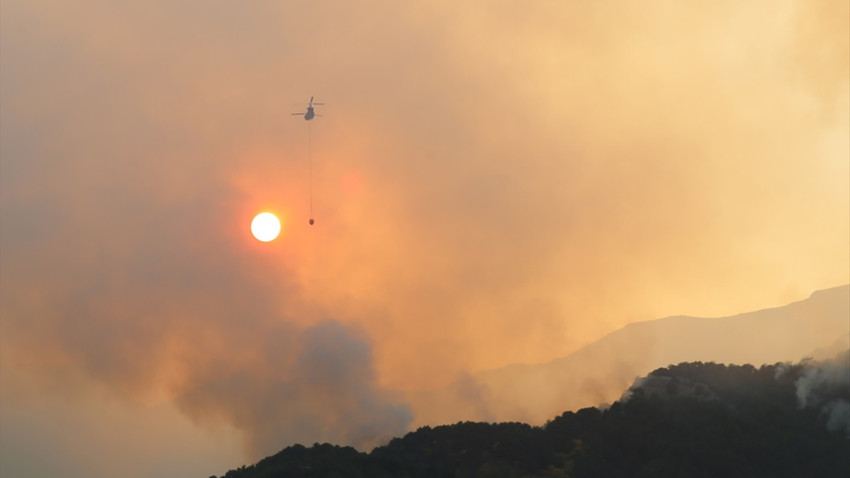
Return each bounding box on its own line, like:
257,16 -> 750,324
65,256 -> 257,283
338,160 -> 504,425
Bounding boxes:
291,96 -> 324,121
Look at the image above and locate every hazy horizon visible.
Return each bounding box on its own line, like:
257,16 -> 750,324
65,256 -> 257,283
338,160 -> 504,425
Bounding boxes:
2,1 -> 848,476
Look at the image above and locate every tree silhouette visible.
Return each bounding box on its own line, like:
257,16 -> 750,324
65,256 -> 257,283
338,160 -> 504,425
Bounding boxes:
215,360 -> 850,478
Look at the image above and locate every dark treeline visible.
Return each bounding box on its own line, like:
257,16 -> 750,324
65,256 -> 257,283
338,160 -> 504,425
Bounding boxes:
213,360 -> 850,478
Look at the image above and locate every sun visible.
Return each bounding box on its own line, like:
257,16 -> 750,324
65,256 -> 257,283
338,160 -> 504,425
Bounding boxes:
251,212 -> 281,242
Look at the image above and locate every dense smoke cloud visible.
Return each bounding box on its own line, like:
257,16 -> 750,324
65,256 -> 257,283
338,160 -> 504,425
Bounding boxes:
176,320 -> 412,457
0,177 -> 410,456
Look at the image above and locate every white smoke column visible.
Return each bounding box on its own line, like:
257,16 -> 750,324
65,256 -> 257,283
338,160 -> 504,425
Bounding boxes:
822,400 -> 850,437
794,351 -> 850,436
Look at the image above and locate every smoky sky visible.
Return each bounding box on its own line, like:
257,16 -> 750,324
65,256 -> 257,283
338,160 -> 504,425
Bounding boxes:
2,0 -> 848,466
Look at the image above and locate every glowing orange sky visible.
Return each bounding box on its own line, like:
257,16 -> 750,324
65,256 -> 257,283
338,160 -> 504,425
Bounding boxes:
1,0 -> 848,475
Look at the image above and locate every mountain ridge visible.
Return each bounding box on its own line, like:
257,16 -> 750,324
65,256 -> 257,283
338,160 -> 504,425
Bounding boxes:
407,284 -> 849,426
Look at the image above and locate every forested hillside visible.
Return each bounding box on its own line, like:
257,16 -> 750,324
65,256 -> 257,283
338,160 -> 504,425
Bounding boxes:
213,356 -> 850,478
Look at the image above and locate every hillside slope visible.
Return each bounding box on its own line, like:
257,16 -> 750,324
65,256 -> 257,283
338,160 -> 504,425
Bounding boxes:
408,285 -> 849,425
214,354 -> 850,478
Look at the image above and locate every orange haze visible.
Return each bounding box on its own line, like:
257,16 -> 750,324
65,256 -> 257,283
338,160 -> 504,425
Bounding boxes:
2,0 -> 848,475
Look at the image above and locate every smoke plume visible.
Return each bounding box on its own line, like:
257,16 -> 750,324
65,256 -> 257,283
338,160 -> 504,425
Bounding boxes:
175,320 -> 412,458
794,351 -> 850,436
0,179 -> 411,458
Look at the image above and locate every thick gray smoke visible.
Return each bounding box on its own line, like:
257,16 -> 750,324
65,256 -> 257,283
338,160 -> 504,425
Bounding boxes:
175,320 -> 412,458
